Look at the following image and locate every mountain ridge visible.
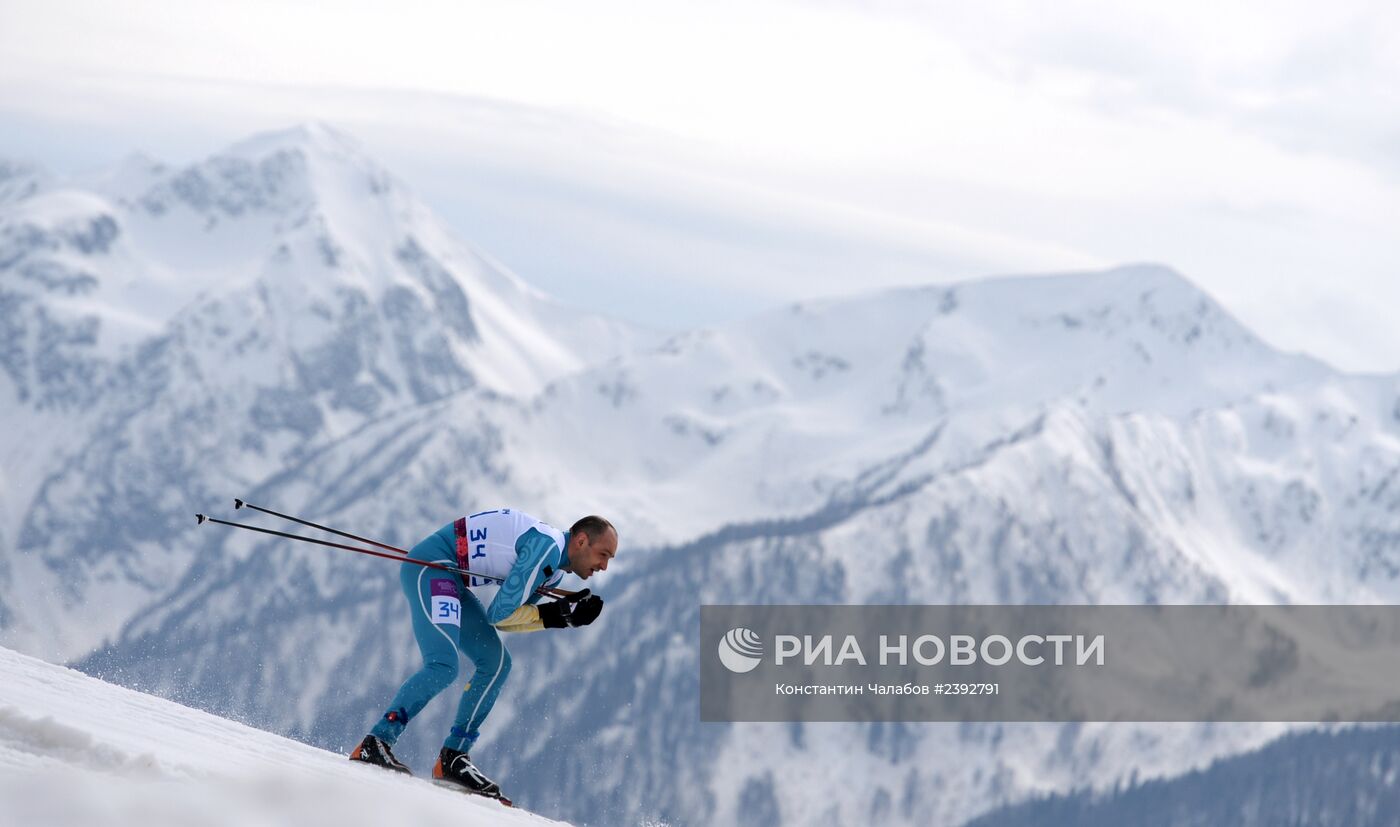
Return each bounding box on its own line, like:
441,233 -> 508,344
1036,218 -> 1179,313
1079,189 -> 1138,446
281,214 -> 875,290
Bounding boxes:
4,126 -> 1399,825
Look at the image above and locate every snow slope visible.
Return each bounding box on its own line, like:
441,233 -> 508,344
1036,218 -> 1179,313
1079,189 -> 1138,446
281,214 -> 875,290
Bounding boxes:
0,645 -> 566,826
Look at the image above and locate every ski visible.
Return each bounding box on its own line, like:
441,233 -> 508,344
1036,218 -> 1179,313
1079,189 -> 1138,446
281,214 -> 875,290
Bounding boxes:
430,779 -> 513,807
347,739 -> 513,807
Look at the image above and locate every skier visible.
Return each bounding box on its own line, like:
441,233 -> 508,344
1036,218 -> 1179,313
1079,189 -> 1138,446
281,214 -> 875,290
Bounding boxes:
349,509 -> 615,800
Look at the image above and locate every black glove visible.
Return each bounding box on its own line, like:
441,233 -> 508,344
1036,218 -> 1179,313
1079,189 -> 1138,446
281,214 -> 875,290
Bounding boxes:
570,592 -> 604,626
539,589 -> 605,629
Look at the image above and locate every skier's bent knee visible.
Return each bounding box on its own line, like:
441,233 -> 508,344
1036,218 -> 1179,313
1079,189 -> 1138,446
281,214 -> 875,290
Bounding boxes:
425,658 -> 459,689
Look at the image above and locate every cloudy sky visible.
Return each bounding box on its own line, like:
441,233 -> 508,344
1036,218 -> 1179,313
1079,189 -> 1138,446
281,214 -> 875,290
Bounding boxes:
1,0 -> 1396,370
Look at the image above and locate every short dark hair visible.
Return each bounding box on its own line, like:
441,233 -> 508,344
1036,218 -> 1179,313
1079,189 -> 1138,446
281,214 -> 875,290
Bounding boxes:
570,515 -> 615,541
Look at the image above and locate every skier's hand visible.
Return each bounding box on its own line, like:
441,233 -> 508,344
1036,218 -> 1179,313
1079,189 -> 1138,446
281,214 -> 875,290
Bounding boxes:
539,589 -> 604,628
570,592 -> 604,626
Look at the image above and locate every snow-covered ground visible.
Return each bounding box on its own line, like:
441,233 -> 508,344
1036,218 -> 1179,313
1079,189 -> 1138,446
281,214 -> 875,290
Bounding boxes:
0,645 -> 566,826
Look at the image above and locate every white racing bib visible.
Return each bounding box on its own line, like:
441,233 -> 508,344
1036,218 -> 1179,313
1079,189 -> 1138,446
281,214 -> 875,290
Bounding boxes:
429,578 -> 462,626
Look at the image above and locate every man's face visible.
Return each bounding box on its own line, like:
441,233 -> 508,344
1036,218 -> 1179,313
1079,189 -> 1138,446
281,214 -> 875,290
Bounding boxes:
569,527 -> 618,579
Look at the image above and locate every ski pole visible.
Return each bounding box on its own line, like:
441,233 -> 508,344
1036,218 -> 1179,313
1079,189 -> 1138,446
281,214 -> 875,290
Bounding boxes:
233,498 -> 408,555
228,499 -> 580,599
194,514 -> 576,599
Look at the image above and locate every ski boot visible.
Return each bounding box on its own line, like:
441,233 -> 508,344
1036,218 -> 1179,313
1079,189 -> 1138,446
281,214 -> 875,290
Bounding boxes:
349,734 -> 412,775
432,747 -> 512,806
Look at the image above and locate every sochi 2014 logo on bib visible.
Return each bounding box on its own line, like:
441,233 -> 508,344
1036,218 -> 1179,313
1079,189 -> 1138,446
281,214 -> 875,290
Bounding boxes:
430,579 -> 462,626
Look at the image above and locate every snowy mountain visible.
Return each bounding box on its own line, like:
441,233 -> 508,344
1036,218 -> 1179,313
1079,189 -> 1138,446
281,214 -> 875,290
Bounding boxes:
0,124 -> 648,660
80,265 -> 1400,825
6,125 -> 1400,825
0,644 -> 565,825
0,159 -> 49,206
966,725 -> 1400,827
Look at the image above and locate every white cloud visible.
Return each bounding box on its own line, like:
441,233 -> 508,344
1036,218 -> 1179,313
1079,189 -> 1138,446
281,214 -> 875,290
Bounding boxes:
0,0 -> 1396,370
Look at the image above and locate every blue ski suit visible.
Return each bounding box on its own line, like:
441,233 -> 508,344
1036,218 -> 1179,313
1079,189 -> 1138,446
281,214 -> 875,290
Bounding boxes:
370,508 -> 568,753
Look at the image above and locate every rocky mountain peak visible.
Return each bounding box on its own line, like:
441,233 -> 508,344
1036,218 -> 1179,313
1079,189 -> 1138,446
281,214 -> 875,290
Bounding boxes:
0,159 -> 51,206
